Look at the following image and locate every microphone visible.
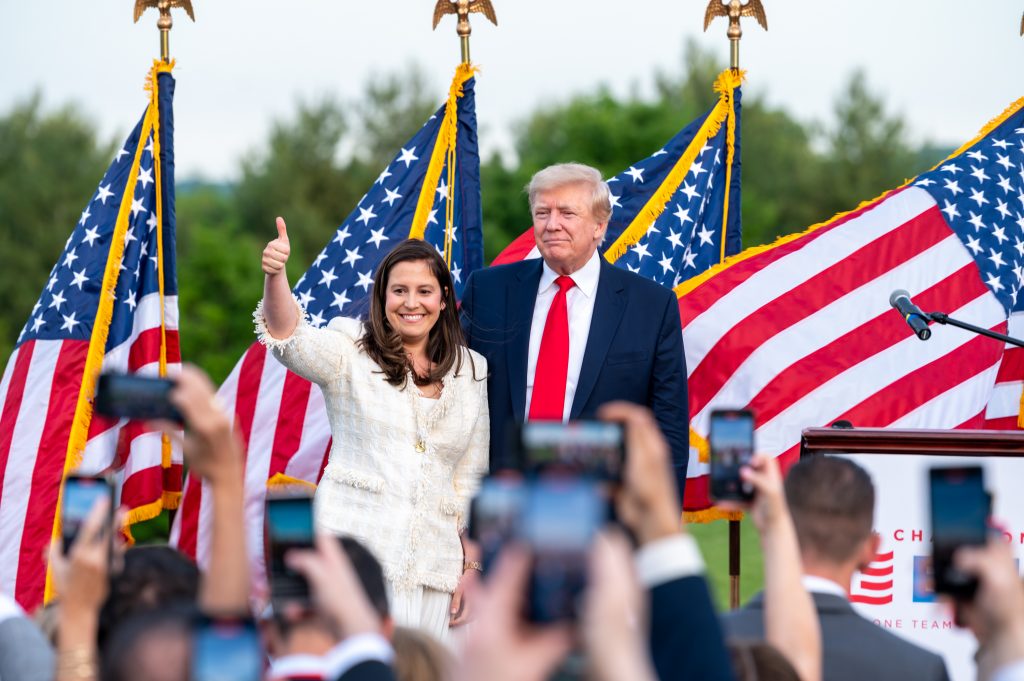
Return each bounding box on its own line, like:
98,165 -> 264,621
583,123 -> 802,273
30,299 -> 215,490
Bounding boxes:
889,289 -> 932,340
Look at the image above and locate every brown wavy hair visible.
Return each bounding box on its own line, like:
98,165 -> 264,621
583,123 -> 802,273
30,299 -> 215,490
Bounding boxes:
358,238 -> 476,387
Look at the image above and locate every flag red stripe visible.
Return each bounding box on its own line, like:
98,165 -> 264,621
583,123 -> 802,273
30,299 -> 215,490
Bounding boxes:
679,191 -> 901,327
15,340 -> 88,607
857,579 -> 894,591
235,343 -> 267,456
688,210 -> 953,416
127,328 -> 181,372
491,229 -> 535,266
175,476 -> 202,559
744,264 -> 987,427
269,372 -> 312,479
996,348 -> 1024,383
984,415 -> 1020,429
849,594 -> 893,605
832,332 -> 1003,429
0,343 -> 36,508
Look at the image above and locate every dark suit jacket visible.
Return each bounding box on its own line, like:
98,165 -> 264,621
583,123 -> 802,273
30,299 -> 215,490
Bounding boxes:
461,257 -> 689,497
722,591 -> 951,681
651,575 -> 736,681
332,661 -> 395,681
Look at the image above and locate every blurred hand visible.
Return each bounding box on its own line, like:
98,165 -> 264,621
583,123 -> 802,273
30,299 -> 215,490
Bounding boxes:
262,217 -> 291,276
720,453 -> 787,533
286,533 -> 381,640
50,496 -> 111,617
954,540 -> 1024,658
582,532 -> 656,681
598,402 -> 681,545
457,546 -> 573,681
166,365 -> 241,486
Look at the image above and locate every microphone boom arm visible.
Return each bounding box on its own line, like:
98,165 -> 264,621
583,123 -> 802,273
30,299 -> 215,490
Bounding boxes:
926,311 -> 1024,349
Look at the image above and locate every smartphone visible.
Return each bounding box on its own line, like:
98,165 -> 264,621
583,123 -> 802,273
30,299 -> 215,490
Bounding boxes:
468,475 -> 525,575
264,493 -> 314,606
94,372 -> 183,424
190,615 -> 263,681
930,465 -> 988,598
520,420 -> 625,480
520,477 -> 605,624
61,475 -> 114,553
709,409 -> 756,502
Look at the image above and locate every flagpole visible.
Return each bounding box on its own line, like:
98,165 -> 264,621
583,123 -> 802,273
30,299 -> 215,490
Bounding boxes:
133,0 -> 196,63
702,0 -> 767,610
702,0 -> 768,70
432,0 -> 498,65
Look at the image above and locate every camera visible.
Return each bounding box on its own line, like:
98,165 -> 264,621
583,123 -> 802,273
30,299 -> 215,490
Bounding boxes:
94,372 -> 183,424
519,420 -> 625,481
929,465 -> 988,599
61,475 -> 114,553
709,408 -> 755,502
191,615 -> 263,681
469,419 -> 620,624
264,492 -> 315,608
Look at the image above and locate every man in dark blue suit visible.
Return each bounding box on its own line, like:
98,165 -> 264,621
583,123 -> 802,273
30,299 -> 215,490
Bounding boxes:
461,163 -> 689,498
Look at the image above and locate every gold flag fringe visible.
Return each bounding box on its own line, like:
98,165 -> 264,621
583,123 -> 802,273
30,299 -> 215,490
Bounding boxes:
410,63 -> 477,241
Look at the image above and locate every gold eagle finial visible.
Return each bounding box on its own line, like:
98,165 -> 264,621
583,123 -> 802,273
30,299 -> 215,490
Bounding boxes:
703,0 -> 767,69
133,0 -> 195,62
432,0 -> 497,64
133,0 -> 195,24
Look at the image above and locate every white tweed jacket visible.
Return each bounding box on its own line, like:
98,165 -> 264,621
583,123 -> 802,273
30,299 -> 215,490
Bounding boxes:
255,300 -> 489,593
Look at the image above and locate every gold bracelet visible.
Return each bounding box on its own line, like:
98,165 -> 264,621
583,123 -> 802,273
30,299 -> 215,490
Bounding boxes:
57,646 -> 96,680
463,560 -> 482,572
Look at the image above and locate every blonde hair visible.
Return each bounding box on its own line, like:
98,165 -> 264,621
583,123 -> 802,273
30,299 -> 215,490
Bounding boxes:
392,626 -> 455,681
526,163 -> 612,224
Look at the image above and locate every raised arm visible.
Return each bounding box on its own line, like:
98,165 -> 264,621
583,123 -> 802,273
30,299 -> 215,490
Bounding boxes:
262,216 -> 299,340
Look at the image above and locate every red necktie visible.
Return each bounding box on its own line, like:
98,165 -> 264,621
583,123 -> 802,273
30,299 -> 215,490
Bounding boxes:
529,275 -> 576,421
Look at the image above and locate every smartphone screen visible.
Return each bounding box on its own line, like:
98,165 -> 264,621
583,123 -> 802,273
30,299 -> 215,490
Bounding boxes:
709,409 -> 755,502
520,477 -> 604,624
265,495 -> 314,605
61,475 -> 113,552
191,616 -> 263,681
930,466 -> 987,597
520,420 -> 625,480
94,373 -> 183,423
469,475 -> 524,575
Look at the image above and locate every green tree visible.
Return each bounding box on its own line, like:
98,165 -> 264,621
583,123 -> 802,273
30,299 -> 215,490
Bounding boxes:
816,70 -> 921,220
234,66 -> 439,274
0,95 -> 114,366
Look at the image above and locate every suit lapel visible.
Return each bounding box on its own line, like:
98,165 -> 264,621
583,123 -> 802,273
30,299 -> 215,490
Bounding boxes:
571,260 -> 626,418
508,260 -> 542,422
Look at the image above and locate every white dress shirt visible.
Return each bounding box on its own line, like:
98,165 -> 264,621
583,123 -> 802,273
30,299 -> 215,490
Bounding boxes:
525,251 -> 602,421
801,574 -> 848,598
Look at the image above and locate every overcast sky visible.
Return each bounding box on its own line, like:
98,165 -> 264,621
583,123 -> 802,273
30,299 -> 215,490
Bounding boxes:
4,1 -> 1022,181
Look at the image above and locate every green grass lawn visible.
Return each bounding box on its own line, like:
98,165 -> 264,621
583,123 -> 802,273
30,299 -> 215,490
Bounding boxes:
690,517 -> 764,612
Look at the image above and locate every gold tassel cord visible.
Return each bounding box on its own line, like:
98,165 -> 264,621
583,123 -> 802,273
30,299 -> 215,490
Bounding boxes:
44,96 -> 158,604
603,69 -> 744,264
410,64 -> 477,240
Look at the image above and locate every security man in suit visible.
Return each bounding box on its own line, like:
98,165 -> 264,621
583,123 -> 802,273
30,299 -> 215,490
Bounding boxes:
722,455 -> 951,681
460,162 -> 689,499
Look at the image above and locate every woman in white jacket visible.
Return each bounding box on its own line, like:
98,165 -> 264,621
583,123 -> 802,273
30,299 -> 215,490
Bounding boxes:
256,218 -> 489,643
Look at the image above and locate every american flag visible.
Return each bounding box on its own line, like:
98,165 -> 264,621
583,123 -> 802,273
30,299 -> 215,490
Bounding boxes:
0,65 -> 181,610
677,96 -> 1024,512
494,69 -> 743,274
170,66 -> 484,579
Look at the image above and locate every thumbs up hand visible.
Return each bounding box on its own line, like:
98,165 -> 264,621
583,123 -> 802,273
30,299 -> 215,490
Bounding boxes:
262,217 -> 291,276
